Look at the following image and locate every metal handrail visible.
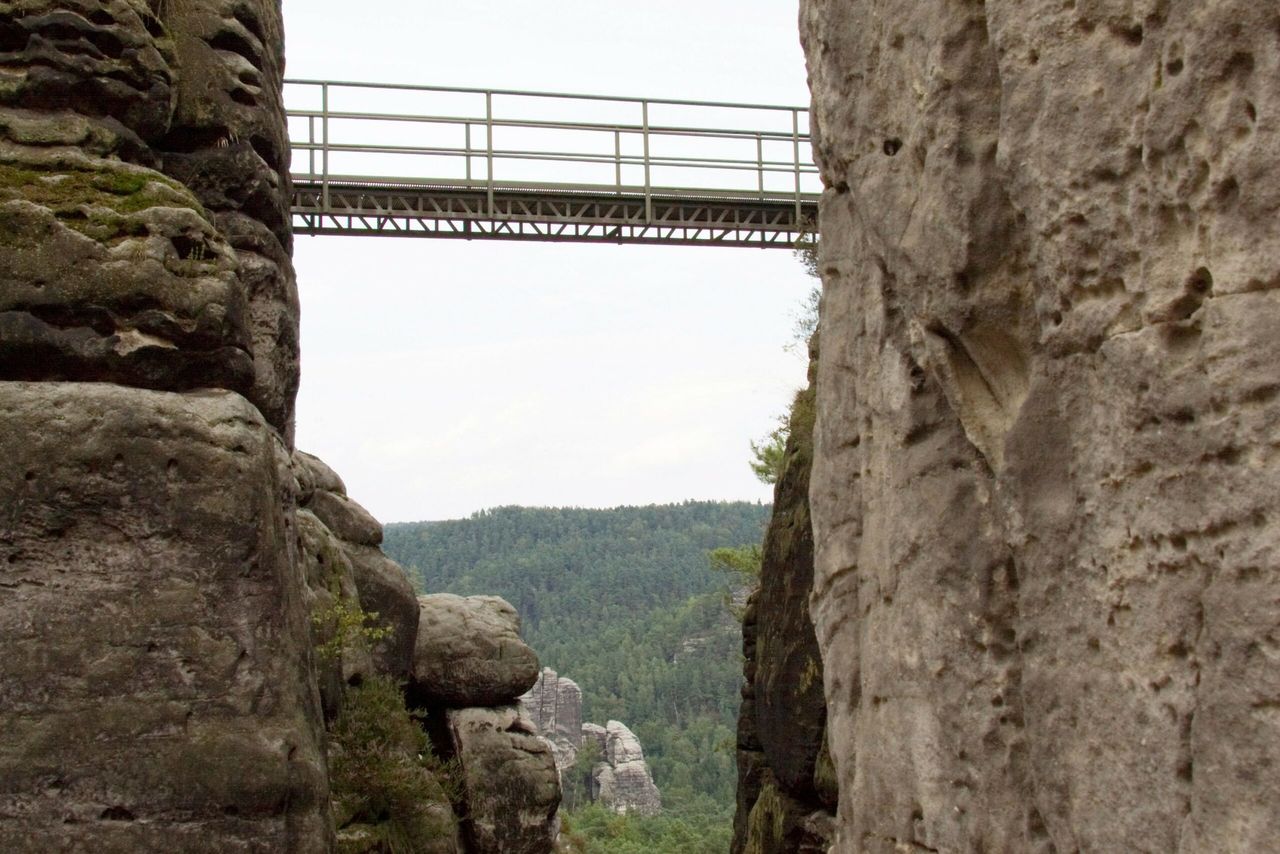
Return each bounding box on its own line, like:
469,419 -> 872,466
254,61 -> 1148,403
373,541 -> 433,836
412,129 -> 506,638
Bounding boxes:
291,141 -> 809,175
289,108 -> 811,145
285,79 -> 819,220
286,77 -> 810,113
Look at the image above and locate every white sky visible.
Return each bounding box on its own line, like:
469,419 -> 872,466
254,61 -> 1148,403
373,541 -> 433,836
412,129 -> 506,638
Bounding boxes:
282,1 -> 815,522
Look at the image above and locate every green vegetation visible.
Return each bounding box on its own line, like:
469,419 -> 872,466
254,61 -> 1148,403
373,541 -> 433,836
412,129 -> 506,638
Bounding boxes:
329,675 -> 459,853
311,597 -> 392,663
0,161 -> 206,242
382,501 -> 769,830
558,801 -> 734,854
748,417 -> 789,485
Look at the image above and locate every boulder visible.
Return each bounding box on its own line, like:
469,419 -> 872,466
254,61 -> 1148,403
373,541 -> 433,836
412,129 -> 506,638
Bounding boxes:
311,488 -> 384,547
292,449 -> 347,503
446,706 -> 560,854
0,383 -> 329,851
410,594 -> 540,707
344,544 -> 419,679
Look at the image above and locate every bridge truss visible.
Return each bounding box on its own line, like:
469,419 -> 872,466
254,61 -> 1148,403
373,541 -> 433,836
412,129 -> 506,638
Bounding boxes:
285,80 -> 821,248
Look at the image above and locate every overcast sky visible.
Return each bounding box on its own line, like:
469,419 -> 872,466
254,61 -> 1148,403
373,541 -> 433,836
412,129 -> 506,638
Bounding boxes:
281,1 -> 815,522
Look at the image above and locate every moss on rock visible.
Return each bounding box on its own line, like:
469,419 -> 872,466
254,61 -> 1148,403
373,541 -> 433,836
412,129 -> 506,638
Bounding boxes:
0,160 -> 207,242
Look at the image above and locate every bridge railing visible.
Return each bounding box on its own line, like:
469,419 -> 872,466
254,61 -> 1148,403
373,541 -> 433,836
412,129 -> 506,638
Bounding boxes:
284,79 -> 821,221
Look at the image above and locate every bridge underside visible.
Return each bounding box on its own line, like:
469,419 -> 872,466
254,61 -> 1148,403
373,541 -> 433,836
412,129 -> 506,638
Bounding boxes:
291,182 -> 819,248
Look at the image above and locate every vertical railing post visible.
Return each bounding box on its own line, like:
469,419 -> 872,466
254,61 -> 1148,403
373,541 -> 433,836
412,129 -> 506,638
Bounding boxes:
757,134 -> 765,200
465,122 -> 472,183
321,82 -> 330,211
308,115 -> 315,178
792,109 -> 802,222
614,129 -> 622,194
642,100 -> 652,223
485,91 -> 495,218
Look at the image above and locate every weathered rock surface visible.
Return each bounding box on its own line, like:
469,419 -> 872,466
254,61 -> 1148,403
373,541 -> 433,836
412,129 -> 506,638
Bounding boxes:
519,667 -> 585,790
592,721 -> 661,817
743,772 -> 835,854
293,449 -> 418,680
0,1 -> 175,142
309,488 -> 384,547
0,154 -> 255,397
0,2 -> 327,849
295,507 -> 374,721
445,705 -> 560,854
411,594 -> 540,707
752,373 -> 825,802
802,0 -> 1280,851
0,384 -> 328,852
520,667 -> 584,747
734,344 -> 835,854
156,0 -> 298,438
343,544 -> 418,678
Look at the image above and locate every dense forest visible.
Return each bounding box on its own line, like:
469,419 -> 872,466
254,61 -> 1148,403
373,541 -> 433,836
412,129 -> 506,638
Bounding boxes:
382,502 -> 768,843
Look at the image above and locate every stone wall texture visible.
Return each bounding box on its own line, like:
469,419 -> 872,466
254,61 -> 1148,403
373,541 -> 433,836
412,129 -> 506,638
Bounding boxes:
733,345 -> 836,854
801,1 -> 1280,851
0,2 -> 327,849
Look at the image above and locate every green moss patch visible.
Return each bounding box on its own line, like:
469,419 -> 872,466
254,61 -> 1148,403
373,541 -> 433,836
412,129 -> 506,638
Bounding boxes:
0,161 -> 206,241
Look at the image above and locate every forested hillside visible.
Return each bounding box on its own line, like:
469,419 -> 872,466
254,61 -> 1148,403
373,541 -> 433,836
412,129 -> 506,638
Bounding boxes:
383,502 -> 768,835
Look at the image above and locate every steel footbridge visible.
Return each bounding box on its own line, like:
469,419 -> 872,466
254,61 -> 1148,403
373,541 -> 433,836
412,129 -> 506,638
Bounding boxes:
286,80 -> 820,248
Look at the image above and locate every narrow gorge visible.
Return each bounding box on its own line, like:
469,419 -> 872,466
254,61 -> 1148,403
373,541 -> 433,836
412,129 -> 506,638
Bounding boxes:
2,1 -> 1278,853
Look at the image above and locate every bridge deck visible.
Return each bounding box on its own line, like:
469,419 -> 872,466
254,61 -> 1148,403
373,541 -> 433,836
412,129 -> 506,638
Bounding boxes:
286,80 -> 821,248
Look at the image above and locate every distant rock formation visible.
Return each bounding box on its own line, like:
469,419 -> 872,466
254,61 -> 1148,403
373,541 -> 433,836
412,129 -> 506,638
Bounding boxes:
522,666 -> 585,748
801,0 -> 1280,851
520,669 -> 661,817
592,720 -> 663,817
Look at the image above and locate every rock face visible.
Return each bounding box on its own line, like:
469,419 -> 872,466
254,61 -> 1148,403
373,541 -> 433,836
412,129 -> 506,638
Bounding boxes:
521,667 -> 584,747
518,667 -> 585,788
445,706 -> 561,854
0,3 -> 562,852
733,342 -> 834,854
411,593 -> 541,708
0,1 -> 330,849
591,721 -> 662,817
0,384 -> 328,851
802,1 -> 1280,851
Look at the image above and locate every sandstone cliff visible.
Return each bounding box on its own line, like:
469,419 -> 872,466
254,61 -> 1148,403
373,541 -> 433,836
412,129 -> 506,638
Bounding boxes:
0,3 -> 560,851
801,1 -> 1280,851
0,2 -> 326,849
733,340 -> 836,854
